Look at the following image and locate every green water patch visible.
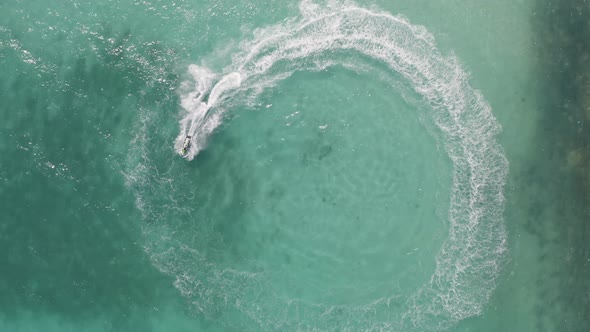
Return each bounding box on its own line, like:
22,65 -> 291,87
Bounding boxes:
0,74 -> 176,331
0,8 -> 187,329
220,69 -> 449,305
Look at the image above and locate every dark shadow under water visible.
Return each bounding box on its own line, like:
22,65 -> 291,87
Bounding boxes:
0,22 -> 194,330
527,0 -> 590,330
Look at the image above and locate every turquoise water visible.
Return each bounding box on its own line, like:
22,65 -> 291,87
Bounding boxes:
1,0 -> 589,331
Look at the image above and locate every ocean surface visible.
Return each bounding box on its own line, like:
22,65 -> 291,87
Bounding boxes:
1,0 -> 589,331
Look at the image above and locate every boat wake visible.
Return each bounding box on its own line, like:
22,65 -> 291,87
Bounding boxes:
131,0 -> 509,330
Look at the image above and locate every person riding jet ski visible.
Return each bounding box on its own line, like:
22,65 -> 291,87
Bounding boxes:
181,136 -> 192,155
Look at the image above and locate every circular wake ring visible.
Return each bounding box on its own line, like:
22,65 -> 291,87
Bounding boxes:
129,1 -> 509,330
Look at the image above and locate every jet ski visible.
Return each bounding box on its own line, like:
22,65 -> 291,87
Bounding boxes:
181,136 -> 192,156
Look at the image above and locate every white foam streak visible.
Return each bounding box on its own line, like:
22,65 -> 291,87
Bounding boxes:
174,67 -> 242,159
